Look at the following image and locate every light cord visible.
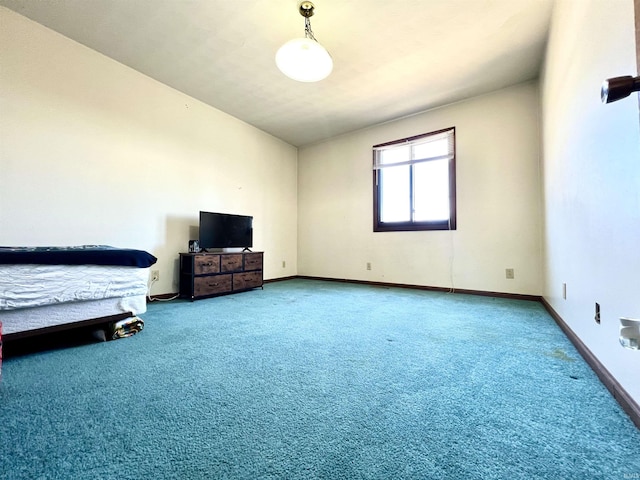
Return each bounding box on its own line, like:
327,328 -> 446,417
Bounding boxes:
304,17 -> 318,41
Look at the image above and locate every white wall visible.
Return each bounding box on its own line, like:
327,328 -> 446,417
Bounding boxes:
0,7 -> 298,293
298,82 -> 542,295
541,0 -> 640,402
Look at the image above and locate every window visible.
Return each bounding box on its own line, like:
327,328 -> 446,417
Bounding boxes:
373,127 -> 456,232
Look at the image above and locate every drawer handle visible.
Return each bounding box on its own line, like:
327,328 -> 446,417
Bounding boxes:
208,282 -> 219,287
204,262 -> 214,266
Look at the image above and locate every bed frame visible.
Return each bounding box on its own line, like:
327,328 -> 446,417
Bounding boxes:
2,312 -> 133,342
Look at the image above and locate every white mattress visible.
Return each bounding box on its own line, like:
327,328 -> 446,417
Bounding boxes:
0,294 -> 147,335
0,264 -> 150,310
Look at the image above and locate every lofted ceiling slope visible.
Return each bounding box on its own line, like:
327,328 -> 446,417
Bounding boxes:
0,0 -> 554,147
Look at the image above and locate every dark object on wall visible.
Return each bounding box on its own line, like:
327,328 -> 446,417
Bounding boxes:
601,75 -> 640,103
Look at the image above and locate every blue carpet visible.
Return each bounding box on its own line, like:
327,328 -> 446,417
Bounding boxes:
1,279 -> 639,479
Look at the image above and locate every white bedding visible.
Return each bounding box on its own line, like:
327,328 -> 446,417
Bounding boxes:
0,264 -> 150,310
0,295 -> 147,335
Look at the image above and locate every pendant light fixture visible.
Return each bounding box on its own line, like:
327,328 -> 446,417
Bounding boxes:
276,1 -> 333,82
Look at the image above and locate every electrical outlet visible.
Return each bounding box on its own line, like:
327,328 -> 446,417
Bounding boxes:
595,302 -> 601,324
366,262 -> 372,271
282,260 -> 286,268
505,268 -> 514,279
151,270 -> 160,282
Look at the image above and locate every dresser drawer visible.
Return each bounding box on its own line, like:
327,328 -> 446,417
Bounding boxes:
220,254 -> 243,273
243,253 -> 263,271
194,274 -> 232,296
233,271 -> 263,290
194,255 -> 220,275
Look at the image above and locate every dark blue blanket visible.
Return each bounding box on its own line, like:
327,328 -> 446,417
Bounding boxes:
0,245 -> 157,268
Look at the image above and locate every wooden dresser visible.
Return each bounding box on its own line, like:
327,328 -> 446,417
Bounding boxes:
179,251 -> 263,300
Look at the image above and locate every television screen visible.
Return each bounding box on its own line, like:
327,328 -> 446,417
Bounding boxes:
199,211 -> 253,250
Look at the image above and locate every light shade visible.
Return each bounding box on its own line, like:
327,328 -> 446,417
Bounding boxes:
276,37 -> 333,82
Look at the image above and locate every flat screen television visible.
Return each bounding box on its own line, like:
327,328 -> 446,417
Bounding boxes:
199,211 -> 253,250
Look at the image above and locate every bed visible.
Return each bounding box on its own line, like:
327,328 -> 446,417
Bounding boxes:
0,245 -> 157,343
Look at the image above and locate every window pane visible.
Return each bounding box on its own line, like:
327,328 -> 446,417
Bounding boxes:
380,165 -> 410,222
413,159 -> 449,221
379,145 -> 410,166
413,138 -> 448,161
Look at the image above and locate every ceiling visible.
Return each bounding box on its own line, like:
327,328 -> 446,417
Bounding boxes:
0,0 -> 554,147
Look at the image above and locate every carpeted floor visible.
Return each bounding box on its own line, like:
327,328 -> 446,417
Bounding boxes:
1,279 -> 639,479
